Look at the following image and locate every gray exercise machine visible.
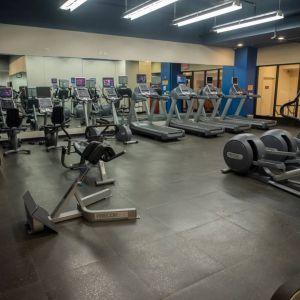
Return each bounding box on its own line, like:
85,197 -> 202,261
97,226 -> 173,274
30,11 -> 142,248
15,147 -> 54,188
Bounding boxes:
24,141 -> 138,234
166,76 -> 224,137
221,77 -> 277,129
129,75 -> 185,141
73,77 -> 92,126
101,77 -> 137,144
196,76 -> 250,133
222,131 -> 300,197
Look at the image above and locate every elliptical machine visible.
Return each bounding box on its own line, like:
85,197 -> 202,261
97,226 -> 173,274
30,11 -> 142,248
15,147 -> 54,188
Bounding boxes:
100,77 -> 137,144
222,130 -> 300,197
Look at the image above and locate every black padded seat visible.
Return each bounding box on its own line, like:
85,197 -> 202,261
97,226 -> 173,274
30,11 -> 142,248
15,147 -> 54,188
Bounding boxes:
73,141 -> 89,156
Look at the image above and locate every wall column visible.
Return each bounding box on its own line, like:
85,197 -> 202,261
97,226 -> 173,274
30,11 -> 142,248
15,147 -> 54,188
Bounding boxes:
161,63 -> 181,111
222,47 -> 257,116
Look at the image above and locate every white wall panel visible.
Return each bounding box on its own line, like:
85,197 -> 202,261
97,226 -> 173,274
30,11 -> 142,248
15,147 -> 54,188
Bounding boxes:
0,24 -> 234,66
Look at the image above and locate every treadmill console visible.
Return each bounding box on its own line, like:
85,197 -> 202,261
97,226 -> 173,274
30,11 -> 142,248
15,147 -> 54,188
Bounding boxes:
138,83 -> 151,96
75,87 -> 91,101
232,84 -> 246,96
200,84 -> 222,98
178,84 -> 196,97
103,87 -> 119,102
231,78 -> 247,96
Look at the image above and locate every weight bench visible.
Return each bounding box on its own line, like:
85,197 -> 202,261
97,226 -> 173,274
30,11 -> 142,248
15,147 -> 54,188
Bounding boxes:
24,141 -> 138,234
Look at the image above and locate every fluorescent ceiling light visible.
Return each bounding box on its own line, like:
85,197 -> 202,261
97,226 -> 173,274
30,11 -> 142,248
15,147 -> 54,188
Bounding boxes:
213,10 -> 284,33
237,43 -> 243,47
173,1 -> 242,27
123,0 -> 179,20
60,0 -> 88,12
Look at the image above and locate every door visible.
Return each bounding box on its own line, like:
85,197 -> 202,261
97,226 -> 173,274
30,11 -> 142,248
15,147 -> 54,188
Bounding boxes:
257,78 -> 275,116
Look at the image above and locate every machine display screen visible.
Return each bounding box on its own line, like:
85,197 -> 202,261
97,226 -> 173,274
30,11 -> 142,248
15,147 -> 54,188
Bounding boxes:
137,74 -> 147,84
232,77 -> 238,85
118,76 -> 128,85
206,76 -> 213,85
103,78 -> 114,87
0,87 -> 12,98
75,77 -> 86,87
51,78 -> 58,84
177,75 -> 186,84
36,87 -> 51,98
59,79 -> 69,88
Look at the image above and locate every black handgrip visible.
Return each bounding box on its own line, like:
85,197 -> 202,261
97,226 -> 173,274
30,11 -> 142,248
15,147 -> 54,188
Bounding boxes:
109,150 -> 126,161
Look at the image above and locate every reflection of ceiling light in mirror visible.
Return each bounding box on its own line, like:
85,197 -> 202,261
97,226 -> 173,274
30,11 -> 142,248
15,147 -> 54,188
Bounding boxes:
60,0 -> 88,11
213,11 -> 284,33
173,1 -> 242,27
123,0 -> 179,20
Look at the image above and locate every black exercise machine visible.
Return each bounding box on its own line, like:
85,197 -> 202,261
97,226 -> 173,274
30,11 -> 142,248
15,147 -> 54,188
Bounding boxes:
24,141 -> 138,234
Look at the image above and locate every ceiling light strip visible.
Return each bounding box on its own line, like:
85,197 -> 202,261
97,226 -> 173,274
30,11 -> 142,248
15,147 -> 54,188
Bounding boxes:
60,0 -> 88,11
173,1 -> 242,27
123,0 -> 179,20
213,10 -> 284,33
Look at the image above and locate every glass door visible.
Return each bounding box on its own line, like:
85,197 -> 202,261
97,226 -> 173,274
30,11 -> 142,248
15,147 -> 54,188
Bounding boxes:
276,64 -> 300,117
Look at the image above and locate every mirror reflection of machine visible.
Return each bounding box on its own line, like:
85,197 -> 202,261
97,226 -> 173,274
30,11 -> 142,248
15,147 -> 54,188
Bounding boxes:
149,76 -> 165,121
36,86 -> 53,128
101,77 -> 137,144
73,77 -> 92,126
117,76 -> 131,111
54,79 -> 71,121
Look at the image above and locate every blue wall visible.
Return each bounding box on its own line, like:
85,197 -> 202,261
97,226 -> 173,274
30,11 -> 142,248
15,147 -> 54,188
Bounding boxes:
161,63 -> 181,111
222,47 -> 257,116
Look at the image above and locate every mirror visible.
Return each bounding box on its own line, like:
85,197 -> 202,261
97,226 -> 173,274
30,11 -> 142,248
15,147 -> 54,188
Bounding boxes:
0,54 -> 222,140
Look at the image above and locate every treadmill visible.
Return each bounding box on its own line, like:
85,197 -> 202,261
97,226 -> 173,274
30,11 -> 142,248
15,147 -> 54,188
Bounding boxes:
166,78 -> 224,137
196,76 -> 250,133
221,77 -> 277,129
129,81 -> 185,141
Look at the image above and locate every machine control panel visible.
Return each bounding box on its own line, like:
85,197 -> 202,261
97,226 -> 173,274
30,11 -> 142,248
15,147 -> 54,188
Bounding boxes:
38,98 -> 53,114
76,87 -> 91,101
103,87 -> 119,101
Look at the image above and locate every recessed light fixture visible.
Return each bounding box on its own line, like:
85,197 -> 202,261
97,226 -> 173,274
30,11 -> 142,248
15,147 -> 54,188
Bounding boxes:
123,0 -> 179,20
277,36 -> 285,40
213,10 -> 284,33
237,43 -> 244,47
173,1 -> 242,27
60,0 -> 88,11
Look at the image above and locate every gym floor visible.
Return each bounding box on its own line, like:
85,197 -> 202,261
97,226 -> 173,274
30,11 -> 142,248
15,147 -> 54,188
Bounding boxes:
1,126 -> 300,300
